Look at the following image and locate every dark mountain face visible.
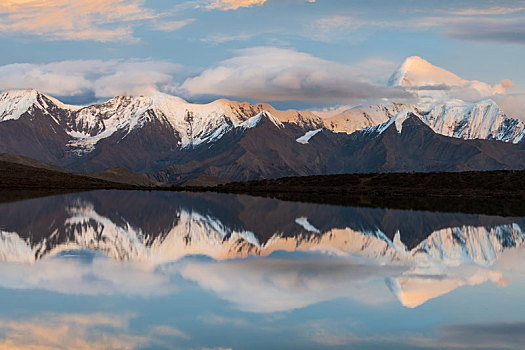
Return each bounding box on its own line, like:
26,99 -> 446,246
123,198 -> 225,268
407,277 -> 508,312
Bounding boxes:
1,89 -> 524,182
151,114 -> 525,182
67,110 -> 182,173
0,106 -> 72,164
151,115 -> 344,183
337,116 -> 525,173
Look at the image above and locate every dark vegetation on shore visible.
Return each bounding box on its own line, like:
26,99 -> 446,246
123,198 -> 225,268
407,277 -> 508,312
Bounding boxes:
1,158 -> 525,216
190,171 -> 525,198
180,171 -> 525,217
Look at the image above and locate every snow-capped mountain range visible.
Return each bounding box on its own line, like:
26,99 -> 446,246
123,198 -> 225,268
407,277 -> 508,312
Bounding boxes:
0,56 -> 524,181
0,88 -> 322,153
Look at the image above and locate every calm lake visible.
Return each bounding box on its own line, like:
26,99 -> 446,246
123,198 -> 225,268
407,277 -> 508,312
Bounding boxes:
0,190 -> 524,349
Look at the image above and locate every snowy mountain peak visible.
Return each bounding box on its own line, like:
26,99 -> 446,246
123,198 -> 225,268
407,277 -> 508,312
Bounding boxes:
0,89 -> 40,122
0,89 -> 83,123
388,56 -> 466,88
0,89 -> 75,122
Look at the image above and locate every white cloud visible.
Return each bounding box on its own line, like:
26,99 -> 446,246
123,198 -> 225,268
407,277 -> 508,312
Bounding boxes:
447,6 -> 525,16
492,94 -> 525,121
149,325 -> 190,339
0,51 -> 410,106
179,257 -> 404,313
311,11 -> 525,46
0,254 -> 178,296
200,33 -> 254,45
314,15 -> 367,31
181,46 -> 412,104
154,18 -> 195,32
0,59 -> 182,100
308,15 -> 410,43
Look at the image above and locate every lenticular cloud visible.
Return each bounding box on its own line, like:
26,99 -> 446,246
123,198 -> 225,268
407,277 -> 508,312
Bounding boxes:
181,46 -> 411,104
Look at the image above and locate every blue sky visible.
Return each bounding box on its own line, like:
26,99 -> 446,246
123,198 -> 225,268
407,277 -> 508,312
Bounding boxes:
0,0 -> 524,110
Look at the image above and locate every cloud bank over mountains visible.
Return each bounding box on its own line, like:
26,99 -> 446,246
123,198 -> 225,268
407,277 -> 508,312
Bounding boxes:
180,47 -> 411,104
0,46 -> 413,106
0,47 -> 522,120
0,59 -> 182,101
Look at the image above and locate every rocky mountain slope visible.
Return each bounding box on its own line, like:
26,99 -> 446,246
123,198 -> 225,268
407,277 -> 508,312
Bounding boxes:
150,114 -> 525,182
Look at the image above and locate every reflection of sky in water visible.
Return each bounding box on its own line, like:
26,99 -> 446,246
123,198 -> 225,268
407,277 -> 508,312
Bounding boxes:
0,190 -> 524,349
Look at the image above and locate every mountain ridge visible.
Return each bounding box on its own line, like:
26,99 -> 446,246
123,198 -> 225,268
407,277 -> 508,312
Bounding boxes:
1,56 -> 524,181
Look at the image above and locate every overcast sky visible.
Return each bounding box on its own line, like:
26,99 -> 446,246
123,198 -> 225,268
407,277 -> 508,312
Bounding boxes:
0,0 -> 524,110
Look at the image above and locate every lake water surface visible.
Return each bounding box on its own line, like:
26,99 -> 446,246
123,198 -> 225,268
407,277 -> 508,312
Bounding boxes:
0,190 -> 524,349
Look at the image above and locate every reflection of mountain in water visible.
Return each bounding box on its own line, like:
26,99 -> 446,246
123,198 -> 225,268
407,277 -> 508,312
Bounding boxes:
0,190 -> 524,308
0,190 -> 523,263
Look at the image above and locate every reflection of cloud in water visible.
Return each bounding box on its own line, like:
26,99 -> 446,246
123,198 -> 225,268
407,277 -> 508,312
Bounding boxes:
0,312 -> 190,350
0,246 -> 521,314
0,253 -> 407,311
295,318 -> 525,349
388,267 -> 506,308
0,234 -> 524,312
403,321 -> 525,349
0,253 -> 177,297
179,258 -> 407,312
0,313 -> 148,350
436,321 -> 525,349
0,191 -> 524,311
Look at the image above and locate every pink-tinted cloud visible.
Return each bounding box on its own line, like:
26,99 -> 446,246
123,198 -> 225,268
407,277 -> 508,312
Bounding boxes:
206,0 -> 267,10
0,313 -> 149,350
206,0 -> 316,10
0,0 -> 191,42
0,312 -> 190,349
